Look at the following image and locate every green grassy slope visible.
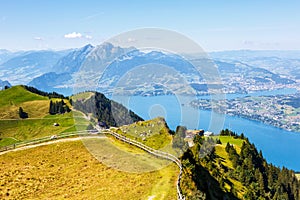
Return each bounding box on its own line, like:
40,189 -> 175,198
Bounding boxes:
0,86 -> 50,119
214,137 -> 246,198
0,86 -> 88,146
0,85 -> 47,107
112,117 -> 173,151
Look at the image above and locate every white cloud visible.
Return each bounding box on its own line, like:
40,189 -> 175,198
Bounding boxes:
34,36 -> 43,41
85,35 -> 92,39
64,32 -> 83,39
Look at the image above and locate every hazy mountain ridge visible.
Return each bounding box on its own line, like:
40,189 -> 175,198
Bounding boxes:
28,44 -> 95,94
0,50 -> 68,85
215,60 -> 295,84
210,50 -> 300,79
28,43 -> 134,94
0,45 -> 298,96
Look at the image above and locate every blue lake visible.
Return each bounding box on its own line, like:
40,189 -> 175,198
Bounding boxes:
112,88 -> 300,171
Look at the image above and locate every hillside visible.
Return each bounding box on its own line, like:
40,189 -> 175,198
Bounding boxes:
180,131 -> 300,200
0,86 -> 144,147
73,91 -> 143,127
0,86 -> 50,120
0,85 -> 179,199
0,99 -> 178,200
0,85 -> 47,107
1,86 -> 299,199
0,139 -> 178,199
0,86 -> 83,146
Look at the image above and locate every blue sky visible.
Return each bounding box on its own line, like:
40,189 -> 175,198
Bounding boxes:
0,0 -> 299,51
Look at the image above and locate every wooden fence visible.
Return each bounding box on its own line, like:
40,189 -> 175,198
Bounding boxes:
0,128 -> 185,200
102,129 -> 185,200
0,130 -> 96,152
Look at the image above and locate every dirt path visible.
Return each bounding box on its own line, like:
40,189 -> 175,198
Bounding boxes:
0,136 -> 105,156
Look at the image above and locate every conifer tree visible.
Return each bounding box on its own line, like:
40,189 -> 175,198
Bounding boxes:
19,107 -> 28,119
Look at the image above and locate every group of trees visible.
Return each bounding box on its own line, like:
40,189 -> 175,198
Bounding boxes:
73,92 -> 143,127
24,85 -> 68,99
220,128 -> 245,139
226,140 -> 300,199
179,130 -> 300,200
49,100 -> 70,115
172,126 -> 188,151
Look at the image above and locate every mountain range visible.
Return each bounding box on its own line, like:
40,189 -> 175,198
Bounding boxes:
0,44 -> 298,96
0,49 -> 69,85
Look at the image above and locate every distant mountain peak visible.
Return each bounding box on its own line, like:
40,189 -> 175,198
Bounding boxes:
98,42 -> 114,50
82,44 -> 94,51
0,79 -> 12,90
51,44 -> 95,74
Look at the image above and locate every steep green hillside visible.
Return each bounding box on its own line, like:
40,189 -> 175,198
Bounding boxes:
180,132 -> 300,200
73,91 -> 143,127
112,117 -> 173,150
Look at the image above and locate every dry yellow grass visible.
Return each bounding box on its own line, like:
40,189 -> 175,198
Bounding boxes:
71,92 -> 94,102
0,139 -> 178,200
0,100 -> 50,119
296,174 -> 300,181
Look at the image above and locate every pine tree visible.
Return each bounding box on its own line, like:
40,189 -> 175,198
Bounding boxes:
59,100 -> 65,113
19,107 -> 28,119
225,142 -> 231,152
49,100 -> 54,114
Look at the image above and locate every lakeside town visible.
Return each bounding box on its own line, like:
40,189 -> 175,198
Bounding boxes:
190,93 -> 300,132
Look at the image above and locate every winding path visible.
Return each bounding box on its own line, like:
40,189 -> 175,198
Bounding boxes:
0,129 -> 185,200
0,135 -> 105,156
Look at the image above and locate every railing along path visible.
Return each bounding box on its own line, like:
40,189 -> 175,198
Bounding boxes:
102,129 -> 185,200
